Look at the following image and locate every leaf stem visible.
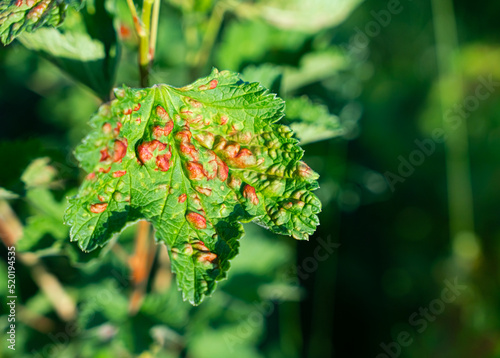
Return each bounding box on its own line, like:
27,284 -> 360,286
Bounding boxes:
126,0 -> 145,37
150,0 -> 161,61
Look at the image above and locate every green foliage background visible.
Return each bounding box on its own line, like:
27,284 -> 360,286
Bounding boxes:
1,0 -> 500,357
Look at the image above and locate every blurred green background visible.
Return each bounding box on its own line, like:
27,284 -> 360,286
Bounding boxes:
1,0 -> 500,357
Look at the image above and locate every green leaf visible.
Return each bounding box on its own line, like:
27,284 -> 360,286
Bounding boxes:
241,63 -> 283,93
285,96 -> 344,144
256,0 -> 363,33
18,2 -> 119,100
216,20 -> 308,71
18,213 -> 68,252
282,49 -> 350,94
65,69 -> 321,304
0,0 -> 83,45
16,158 -> 69,252
21,157 -> 57,188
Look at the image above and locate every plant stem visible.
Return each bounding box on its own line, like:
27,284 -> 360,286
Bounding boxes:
128,220 -> 156,314
140,0 -> 154,86
150,0 -> 161,61
126,0 -> 145,36
126,0 -> 159,87
193,2 -> 226,70
431,0 -> 475,240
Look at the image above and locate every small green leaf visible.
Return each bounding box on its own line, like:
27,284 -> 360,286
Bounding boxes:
0,0 -> 83,45
17,158 -> 69,252
65,69 -> 321,304
18,187 -> 70,253
17,214 -> 68,252
21,157 -> 57,188
241,63 -> 283,93
282,49 -> 350,93
18,2 -> 118,100
285,96 -> 344,144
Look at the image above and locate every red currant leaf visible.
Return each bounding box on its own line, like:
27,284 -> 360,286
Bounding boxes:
0,0 -> 83,45
64,69 -> 321,304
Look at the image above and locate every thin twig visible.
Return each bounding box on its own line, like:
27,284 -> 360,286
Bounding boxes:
128,220 -> 156,315
152,243 -> 172,293
17,304 -> 57,333
110,242 -> 130,265
193,2 -> 226,69
0,200 -> 76,321
0,201 -> 22,247
23,253 -> 77,321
